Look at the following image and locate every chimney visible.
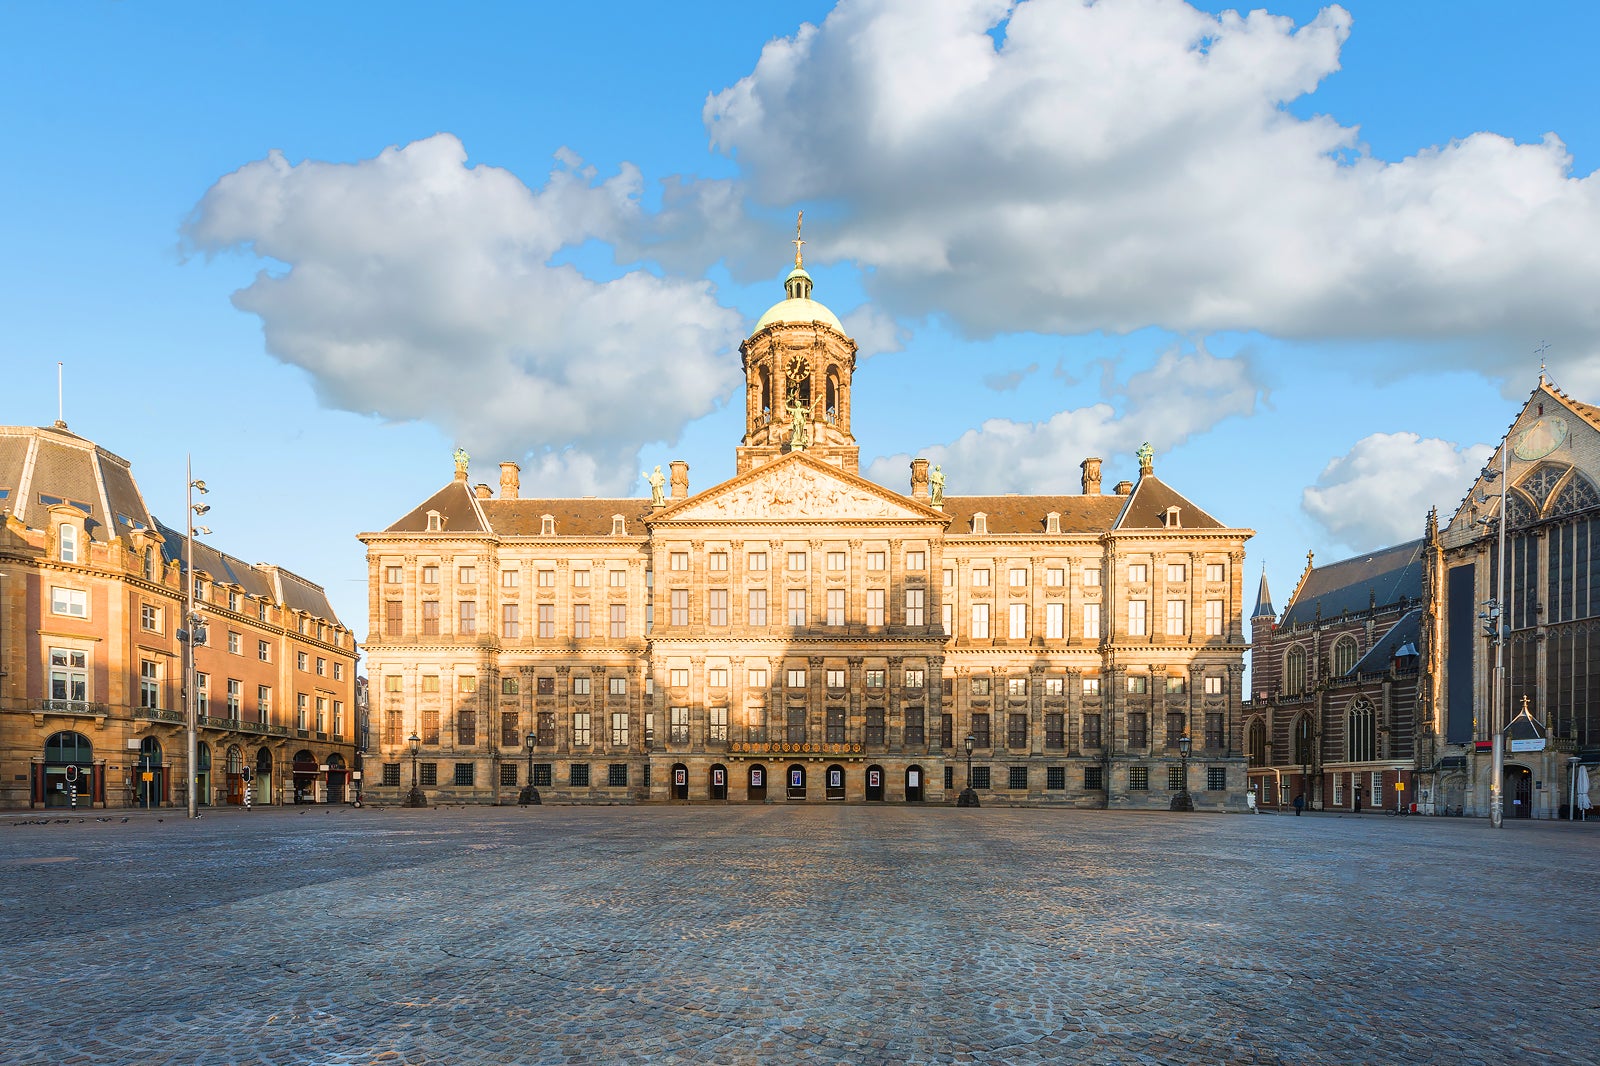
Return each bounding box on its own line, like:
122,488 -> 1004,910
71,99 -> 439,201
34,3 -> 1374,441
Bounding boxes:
910,457 -> 930,499
474,483 -> 492,500
670,460 -> 689,501
499,461 -> 520,500
1080,457 -> 1102,495
1114,480 -> 1133,496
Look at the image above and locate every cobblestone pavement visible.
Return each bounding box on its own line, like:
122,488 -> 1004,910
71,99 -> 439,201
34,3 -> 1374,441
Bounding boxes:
1,805 -> 1596,1065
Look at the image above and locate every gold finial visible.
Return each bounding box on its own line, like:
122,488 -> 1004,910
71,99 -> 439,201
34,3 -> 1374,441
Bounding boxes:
792,210 -> 805,268
1535,341 -> 1551,385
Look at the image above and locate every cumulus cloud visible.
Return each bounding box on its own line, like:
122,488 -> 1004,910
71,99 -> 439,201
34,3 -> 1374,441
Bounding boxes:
184,134 -> 744,494
866,343 -> 1261,492
698,0 -> 1600,364
841,304 -> 910,359
983,363 -> 1038,391
1302,432 -> 1492,550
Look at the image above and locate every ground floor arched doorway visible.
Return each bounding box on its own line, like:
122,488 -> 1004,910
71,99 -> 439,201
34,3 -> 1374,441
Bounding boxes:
326,753 -> 347,804
709,763 -> 728,800
292,750 -> 319,803
195,741 -> 213,807
1505,764 -> 1533,819
747,764 -> 767,802
786,763 -> 807,800
825,763 -> 846,800
865,764 -> 885,801
137,737 -> 165,808
905,764 -> 925,802
40,731 -> 94,808
225,745 -> 245,804
254,747 -> 273,806
672,762 -> 689,801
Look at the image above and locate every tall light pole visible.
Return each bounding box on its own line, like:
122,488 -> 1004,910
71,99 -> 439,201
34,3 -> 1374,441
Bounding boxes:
1478,443 -> 1509,829
1171,731 -> 1194,811
184,459 -> 210,820
405,731 -> 426,808
957,733 -> 979,807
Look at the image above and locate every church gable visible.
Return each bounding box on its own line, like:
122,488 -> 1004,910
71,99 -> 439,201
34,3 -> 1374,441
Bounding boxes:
658,453 -> 941,523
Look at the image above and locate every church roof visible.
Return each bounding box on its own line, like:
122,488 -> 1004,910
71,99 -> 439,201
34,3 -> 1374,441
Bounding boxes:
1252,569 -> 1276,619
1281,539 -> 1424,628
1349,608 -> 1423,676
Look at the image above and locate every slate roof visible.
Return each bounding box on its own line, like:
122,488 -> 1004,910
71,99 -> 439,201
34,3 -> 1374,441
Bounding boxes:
0,424 -> 155,541
1281,539 -> 1425,629
941,495 -> 1125,535
1115,475 -> 1225,530
156,518 -> 342,624
1252,570 -> 1276,619
1349,608 -> 1423,676
383,480 -> 487,534
482,499 -> 656,537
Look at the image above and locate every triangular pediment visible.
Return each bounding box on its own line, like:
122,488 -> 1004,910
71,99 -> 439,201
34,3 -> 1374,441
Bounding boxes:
655,452 -> 945,524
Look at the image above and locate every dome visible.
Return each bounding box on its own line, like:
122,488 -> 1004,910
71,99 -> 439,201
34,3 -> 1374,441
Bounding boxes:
752,266 -> 844,333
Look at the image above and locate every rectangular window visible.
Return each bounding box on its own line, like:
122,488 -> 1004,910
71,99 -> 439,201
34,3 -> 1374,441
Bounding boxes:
293,691 -> 307,730
51,587 -> 87,618
1166,676 -> 1187,695
1205,712 -> 1223,750
866,551 -> 886,571
1082,713 -> 1103,748
786,705 -> 807,744
866,588 -> 885,626
787,589 -> 807,626
498,762 -> 518,787
572,569 -> 591,588
572,603 -> 590,638
707,706 -> 728,743
1206,563 -> 1226,583
536,676 -> 554,695
611,712 -> 629,748
1084,567 -> 1102,587
944,568 -> 955,588
748,551 -> 768,571
1083,603 -> 1101,639
1045,602 -> 1065,640
608,602 -> 626,639
827,551 -> 848,571
823,705 -> 846,743
1008,603 -> 1027,639
670,589 -> 689,627
1045,713 -> 1064,749
572,676 -> 591,696
1128,712 -> 1149,748
454,708 -> 475,745
826,669 -> 846,690
1205,675 -> 1224,696
865,669 -> 886,690
422,675 -> 440,693
787,551 -> 808,571
608,763 -> 629,787
138,659 -> 159,709
608,569 -> 626,587
502,603 -> 520,639
382,764 -> 401,787
747,705 -> 767,743
570,763 -> 591,787
826,588 -> 846,626
420,763 -> 438,786
1128,599 -> 1147,636
225,631 -> 239,655
1127,674 -> 1148,694
384,600 -> 402,637
502,677 -> 519,696
971,713 -> 991,747
747,588 -> 768,627
422,565 -> 439,584
141,603 -> 160,631
1084,764 -> 1104,790
787,668 -> 807,689
571,712 -> 591,747
1207,766 -> 1228,791
943,602 -> 953,636
905,707 -> 925,746
670,668 -> 689,688
866,706 -> 886,746
1082,676 -> 1100,696
1168,765 -> 1186,791
966,602 -> 989,639
1044,676 -> 1064,697
971,766 -> 991,790
748,667 -> 768,689
700,667 -> 725,689
315,656 -> 327,676
538,604 -> 555,638
1007,677 -> 1027,698
1045,567 -> 1065,587
501,711 -> 519,747
537,569 -> 555,587
941,713 -> 954,747
1008,713 -> 1027,747
1166,599 -> 1185,636
905,668 -> 925,690
670,551 -> 689,571
421,707 -> 439,743
1167,563 -> 1186,583
1008,765 -> 1029,790
906,550 -> 926,571
297,651 -> 309,672
970,676 -> 991,696
1128,563 -> 1148,583
903,587 -> 926,627
972,568 -> 991,587
532,763 -> 552,788
1009,568 -> 1028,587
226,678 -> 241,717
500,569 -> 518,589
708,551 -> 729,572
257,685 -> 271,721
1129,766 -> 1150,791
537,711 -> 556,745
458,675 -> 478,694
421,600 -> 440,636
669,706 -> 691,744
386,565 -> 405,584
1205,599 -> 1225,636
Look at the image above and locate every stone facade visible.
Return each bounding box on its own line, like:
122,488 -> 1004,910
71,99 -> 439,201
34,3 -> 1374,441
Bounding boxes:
360,257 -> 1254,808
0,423 -> 360,809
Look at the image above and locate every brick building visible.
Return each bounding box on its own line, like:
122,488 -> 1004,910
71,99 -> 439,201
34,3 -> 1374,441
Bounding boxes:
0,422 -> 359,809
361,249 -> 1255,807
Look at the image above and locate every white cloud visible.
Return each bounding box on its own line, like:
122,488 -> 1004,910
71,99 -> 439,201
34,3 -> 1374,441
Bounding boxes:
184,134 -> 744,494
841,304 -> 909,359
866,343 -> 1261,492
1302,432 -> 1492,550
699,0 -> 1600,364
983,363 -> 1038,391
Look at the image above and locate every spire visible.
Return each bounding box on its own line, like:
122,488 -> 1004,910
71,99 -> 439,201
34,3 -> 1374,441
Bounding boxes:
1252,564 -> 1276,620
792,210 -> 805,269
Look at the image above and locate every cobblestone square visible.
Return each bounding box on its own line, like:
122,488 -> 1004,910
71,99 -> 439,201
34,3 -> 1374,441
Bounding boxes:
1,806 -> 1595,1064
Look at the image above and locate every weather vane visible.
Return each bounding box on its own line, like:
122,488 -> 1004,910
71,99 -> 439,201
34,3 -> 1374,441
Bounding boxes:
792,210 -> 805,268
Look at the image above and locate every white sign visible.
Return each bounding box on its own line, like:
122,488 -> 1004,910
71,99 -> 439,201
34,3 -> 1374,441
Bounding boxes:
1510,738 -> 1547,752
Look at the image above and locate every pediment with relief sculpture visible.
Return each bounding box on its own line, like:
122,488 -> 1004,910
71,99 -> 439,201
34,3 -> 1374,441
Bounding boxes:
657,454 -> 942,523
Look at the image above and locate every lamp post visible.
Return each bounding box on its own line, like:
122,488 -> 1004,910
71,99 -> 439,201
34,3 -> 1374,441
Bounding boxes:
405,731 -> 426,808
519,730 -> 541,806
957,732 -> 980,807
1477,443 -> 1510,829
184,459 -> 210,820
1170,731 -> 1194,811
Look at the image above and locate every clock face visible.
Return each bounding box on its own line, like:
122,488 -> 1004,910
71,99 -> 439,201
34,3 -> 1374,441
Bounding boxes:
1514,415 -> 1568,461
787,355 -> 809,381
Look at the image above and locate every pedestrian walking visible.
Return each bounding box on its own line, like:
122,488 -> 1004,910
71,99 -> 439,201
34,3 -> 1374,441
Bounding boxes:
1293,793 -> 1305,816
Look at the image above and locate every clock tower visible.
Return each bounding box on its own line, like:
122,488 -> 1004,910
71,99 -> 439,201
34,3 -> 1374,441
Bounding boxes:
735,216 -> 859,475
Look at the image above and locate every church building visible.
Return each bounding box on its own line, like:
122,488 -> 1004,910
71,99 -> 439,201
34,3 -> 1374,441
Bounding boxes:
359,240 -> 1255,807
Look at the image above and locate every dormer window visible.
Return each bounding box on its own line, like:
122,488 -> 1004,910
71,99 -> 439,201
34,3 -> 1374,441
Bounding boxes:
425,509 -> 443,532
58,522 -> 79,563
1165,507 -> 1182,528
612,514 -> 626,536
1046,512 -> 1061,535
971,512 -> 988,535
541,514 -> 555,536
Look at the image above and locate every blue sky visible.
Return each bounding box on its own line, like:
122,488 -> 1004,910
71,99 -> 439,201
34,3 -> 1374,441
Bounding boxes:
4,0 -> 1600,646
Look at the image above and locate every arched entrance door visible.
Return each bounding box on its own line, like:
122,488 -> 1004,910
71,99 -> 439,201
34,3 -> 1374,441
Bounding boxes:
905,764 -> 925,802
40,731 -> 93,808
326,753 -> 347,804
292,750 -> 319,803
254,748 -> 273,806
137,737 -> 165,808
709,764 -> 728,801
786,763 -> 807,800
672,762 -> 689,801
225,745 -> 245,805
1505,765 -> 1534,819
825,764 -> 846,800
865,765 -> 885,801
195,741 -> 213,807
747,764 -> 767,802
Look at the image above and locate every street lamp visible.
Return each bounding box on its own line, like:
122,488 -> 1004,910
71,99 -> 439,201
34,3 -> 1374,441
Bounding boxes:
1477,445 -> 1510,829
183,460 -> 211,820
957,733 -> 980,807
1170,731 -> 1194,811
519,730 -> 541,806
405,731 -> 426,808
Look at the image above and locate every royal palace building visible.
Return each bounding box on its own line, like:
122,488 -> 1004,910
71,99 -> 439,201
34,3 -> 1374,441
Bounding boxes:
0,422 -> 360,809
360,251 -> 1255,807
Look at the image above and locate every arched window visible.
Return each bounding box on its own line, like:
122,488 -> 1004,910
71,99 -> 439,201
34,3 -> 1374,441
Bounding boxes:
825,368 -> 840,424
1247,719 -> 1267,767
1551,472 -> 1600,518
1520,462 -> 1569,511
1331,637 -> 1358,677
1347,699 -> 1375,763
757,365 -> 771,418
1284,645 -> 1308,695
1292,716 -> 1315,766
45,731 -> 93,764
